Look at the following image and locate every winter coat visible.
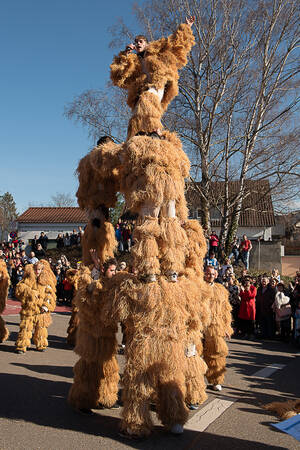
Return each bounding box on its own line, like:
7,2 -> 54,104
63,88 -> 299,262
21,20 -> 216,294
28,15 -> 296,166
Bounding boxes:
238,285 -> 257,320
256,285 -> 275,318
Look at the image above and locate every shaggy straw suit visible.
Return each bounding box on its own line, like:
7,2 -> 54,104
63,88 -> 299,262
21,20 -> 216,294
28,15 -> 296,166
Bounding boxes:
15,261 -> 56,352
68,18 -> 233,438
110,23 -> 195,139
0,260 -> 10,343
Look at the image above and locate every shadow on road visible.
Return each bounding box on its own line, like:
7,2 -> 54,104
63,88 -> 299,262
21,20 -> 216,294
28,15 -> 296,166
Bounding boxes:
0,372 -> 287,450
11,362 -> 73,378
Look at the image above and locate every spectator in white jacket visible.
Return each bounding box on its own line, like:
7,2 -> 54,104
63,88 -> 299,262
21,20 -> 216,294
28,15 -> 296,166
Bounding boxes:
272,282 -> 291,342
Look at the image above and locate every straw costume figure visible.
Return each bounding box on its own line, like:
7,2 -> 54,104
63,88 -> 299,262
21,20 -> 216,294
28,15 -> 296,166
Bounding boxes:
68,256 -> 120,413
70,13 -> 232,439
110,17 -> 195,139
181,220 -> 211,408
101,270 -> 201,438
15,260 -> 56,353
202,266 -> 233,391
264,399 -> 300,420
76,136 -> 121,266
68,136 -> 123,413
0,259 -> 10,343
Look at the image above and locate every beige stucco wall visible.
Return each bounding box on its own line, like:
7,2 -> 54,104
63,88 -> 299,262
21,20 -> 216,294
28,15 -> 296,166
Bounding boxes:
282,256 -> 300,277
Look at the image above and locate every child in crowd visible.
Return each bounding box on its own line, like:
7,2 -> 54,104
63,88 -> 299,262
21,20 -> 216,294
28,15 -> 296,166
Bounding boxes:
205,252 -> 219,270
271,268 -> 281,282
220,258 -> 233,279
62,276 -> 73,305
272,282 -> 291,342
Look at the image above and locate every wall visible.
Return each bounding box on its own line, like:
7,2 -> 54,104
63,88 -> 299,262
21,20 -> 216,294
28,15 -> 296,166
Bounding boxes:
213,226 -> 272,240
249,241 -> 282,272
281,256 -> 300,277
17,222 -> 87,242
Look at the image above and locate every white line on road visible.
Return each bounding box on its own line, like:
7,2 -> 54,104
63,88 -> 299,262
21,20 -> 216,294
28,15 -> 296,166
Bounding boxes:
251,364 -> 285,378
185,397 -> 236,432
186,364 -> 286,432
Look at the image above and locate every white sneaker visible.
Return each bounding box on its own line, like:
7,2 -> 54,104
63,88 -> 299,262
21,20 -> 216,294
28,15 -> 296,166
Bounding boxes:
170,423 -> 184,434
212,384 -> 222,391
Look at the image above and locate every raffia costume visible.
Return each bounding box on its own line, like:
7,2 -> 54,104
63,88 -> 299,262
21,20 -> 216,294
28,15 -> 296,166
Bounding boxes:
264,399 -> 300,420
0,260 -> 10,343
69,19 -> 233,438
15,261 -> 56,352
68,138 -> 122,410
203,281 -> 233,386
68,266 -> 119,410
110,23 -> 195,139
76,139 -> 121,266
111,23 -> 194,278
101,272 -> 200,436
120,130 -> 190,278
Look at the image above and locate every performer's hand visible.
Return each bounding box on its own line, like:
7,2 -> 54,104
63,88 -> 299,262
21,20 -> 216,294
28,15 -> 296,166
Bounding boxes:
125,43 -> 135,53
90,248 -> 100,269
186,16 -> 195,27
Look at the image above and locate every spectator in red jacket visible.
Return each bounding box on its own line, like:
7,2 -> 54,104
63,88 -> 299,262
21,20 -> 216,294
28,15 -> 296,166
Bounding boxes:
238,277 -> 257,339
209,231 -> 219,254
62,277 -> 73,305
239,234 -> 252,270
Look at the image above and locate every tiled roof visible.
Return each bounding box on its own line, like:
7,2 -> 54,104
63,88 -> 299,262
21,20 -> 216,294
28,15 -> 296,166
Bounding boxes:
186,179 -> 275,227
17,207 -> 88,224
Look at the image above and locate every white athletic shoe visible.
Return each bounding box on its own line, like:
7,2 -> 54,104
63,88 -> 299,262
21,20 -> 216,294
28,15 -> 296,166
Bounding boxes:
212,384 -> 222,391
170,423 -> 184,434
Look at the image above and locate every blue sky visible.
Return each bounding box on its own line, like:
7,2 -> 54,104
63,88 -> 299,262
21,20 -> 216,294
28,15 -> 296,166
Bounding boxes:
0,1 -> 140,213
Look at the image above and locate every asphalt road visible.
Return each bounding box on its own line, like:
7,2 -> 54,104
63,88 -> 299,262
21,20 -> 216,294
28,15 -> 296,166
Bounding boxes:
0,305 -> 299,450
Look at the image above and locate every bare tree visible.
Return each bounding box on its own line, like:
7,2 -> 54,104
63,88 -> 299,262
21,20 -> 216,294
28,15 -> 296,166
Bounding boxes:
51,192 -> 76,207
65,0 -> 300,252
0,192 -> 18,239
64,89 -> 130,143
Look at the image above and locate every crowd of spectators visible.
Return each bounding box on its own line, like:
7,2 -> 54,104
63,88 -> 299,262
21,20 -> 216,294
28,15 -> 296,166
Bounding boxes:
2,226 -> 300,346
0,229 -> 84,305
207,258 -> 300,345
55,227 -> 84,249
115,219 -> 135,253
203,231 -> 300,345
205,231 -> 252,270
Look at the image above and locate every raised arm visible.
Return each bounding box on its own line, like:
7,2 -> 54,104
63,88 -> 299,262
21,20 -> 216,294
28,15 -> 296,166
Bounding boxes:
110,48 -> 140,89
163,16 -> 195,68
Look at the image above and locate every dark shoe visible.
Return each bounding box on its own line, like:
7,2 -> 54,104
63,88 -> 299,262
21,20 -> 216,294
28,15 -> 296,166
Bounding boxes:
110,402 -> 121,409
135,131 -> 161,139
149,131 -> 161,139
118,344 -> 125,355
75,408 -> 95,416
36,348 -> 45,352
97,401 -> 120,410
170,423 -> 184,434
15,349 -> 25,354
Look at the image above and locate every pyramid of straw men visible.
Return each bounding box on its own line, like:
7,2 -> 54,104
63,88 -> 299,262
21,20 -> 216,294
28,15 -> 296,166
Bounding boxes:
68,16 -> 233,439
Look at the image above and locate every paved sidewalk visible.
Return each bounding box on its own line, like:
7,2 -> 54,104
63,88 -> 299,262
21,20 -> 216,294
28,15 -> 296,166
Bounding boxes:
0,311 -> 299,449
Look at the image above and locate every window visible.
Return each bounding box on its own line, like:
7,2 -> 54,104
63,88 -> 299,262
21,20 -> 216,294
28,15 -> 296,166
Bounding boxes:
210,208 -> 222,221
